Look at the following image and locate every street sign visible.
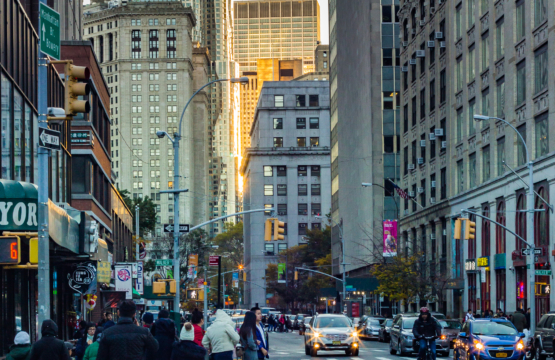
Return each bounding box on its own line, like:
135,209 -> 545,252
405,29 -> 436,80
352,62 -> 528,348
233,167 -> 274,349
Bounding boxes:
345,288 -> 357,292
163,224 -> 190,233
209,255 -> 220,267
38,128 -> 61,150
155,259 -> 173,267
39,3 -> 60,59
521,248 -> 542,256
536,270 -> 552,276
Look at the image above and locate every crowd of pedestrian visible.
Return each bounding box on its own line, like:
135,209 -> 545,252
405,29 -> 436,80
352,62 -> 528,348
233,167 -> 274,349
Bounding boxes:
263,313 -> 293,333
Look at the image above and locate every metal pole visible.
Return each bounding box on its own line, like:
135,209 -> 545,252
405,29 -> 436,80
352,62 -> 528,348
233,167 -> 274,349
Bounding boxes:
203,267 -> 208,330
135,205 -> 139,261
217,257 -> 222,308
527,161 -> 535,332
37,0 -> 51,333
222,266 -> 226,309
173,138 -> 180,314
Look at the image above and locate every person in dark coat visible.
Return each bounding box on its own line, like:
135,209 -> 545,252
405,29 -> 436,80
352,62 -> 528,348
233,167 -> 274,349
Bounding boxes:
512,309 -> 527,332
151,309 -> 177,360
74,322 -> 96,360
412,307 -> 441,360
96,300 -> 159,360
30,320 -> 71,360
525,308 -> 531,330
171,322 -> 206,360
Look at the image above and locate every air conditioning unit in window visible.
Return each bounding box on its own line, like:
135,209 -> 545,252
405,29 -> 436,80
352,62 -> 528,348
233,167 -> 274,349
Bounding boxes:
420,20 -> 426,26
430,233 -> 436,239
418,157 -> 425,164
408,164 -> 416,170
434,128 -> 444,136
409,191 -> 416,197
441,141 -> 447,148
440,41 -> 446,48
431,180 -> 437,188
443,229 -> 447,235
416,50 -> 426,58
409,59 -> 417,65
430,197 -> 436,204
418,187 -> 424,193
420,140 -> 426,147
435,32 -> 444,39
427,41 -> 435,48
402,66 -> 409,72
404,209 -> 409,216
429,132 -> 436,140
430,6 -> 436,13
402,41 -> 409,47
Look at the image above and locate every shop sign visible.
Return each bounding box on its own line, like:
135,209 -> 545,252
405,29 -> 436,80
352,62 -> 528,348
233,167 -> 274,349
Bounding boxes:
136,261 -> 144,295
68,262 -> 96,294
115,264 -> 133,299
477,257 -> 489,267
465,259 -> 477,271
97,261 -> 111,283
0,200 -> 38,231
71,130 -> 93,145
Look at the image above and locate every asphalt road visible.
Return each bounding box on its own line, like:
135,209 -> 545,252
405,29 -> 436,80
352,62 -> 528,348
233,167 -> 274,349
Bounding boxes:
266,330 -> 454,360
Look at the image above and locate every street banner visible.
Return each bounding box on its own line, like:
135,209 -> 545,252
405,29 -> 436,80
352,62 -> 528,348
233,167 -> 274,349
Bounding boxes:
383,220 -> 398,257
97,261 -> 111,283
209,255 -> 220,267
136,261 -> 144,295
115,264 -> 133,299
232,272 -> 239,288
277,263 -> 286,283
188,267 -> 194,279
189,254 -> 198,267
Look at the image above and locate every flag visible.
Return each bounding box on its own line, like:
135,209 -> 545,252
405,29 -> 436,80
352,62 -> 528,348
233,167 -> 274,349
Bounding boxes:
388,179 -> 409,199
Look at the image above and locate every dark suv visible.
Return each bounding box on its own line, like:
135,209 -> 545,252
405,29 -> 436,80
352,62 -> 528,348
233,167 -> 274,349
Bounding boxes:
532,312 -> 555,360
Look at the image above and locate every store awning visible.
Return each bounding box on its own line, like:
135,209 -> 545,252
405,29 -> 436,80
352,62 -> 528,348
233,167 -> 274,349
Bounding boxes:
0,180 -> 80,254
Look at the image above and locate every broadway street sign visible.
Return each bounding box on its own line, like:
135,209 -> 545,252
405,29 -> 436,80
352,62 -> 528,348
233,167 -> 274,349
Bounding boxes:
163,224 -> 190,233
39,3 -> 60,59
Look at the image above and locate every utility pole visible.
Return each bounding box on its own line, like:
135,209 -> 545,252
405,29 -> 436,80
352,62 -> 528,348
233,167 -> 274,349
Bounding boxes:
203,266 -> 208,330
222,266 -> 227,309
135,205 -> 140,261
217,256 -> 222,308
37,0 -> 51,332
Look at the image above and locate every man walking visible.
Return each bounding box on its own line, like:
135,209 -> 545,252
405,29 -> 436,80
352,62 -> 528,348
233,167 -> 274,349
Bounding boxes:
97,300 -> 158,360
512,308 -> 527,332
412,307 -> 441,360
465,309 -> 475,322
251,307 -> 269,359
30,320 -> 71,360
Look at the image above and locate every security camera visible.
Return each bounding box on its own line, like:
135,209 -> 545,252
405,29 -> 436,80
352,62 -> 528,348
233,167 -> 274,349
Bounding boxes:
156,131 -> 166,139
509,266 -> 515,271
47,107 -> 66,117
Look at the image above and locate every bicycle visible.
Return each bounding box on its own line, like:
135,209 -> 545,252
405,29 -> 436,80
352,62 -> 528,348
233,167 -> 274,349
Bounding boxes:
417,336 -> 438,360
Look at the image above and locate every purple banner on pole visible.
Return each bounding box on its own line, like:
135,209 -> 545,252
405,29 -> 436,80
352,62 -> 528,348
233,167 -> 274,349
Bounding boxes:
383,220 -> 398,257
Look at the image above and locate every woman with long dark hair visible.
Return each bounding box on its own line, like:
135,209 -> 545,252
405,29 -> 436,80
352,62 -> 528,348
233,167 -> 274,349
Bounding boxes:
239,311 -> 260,360
74,322 -> 96,360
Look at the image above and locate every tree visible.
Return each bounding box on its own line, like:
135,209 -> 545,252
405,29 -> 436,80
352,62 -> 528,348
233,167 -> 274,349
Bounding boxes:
118,189 -> 157,236
144,259 -> 156,273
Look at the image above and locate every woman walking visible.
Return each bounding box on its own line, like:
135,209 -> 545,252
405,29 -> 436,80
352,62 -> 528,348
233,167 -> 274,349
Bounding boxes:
239,312 -> 260,360
74,322 -> 96,360
202,310 -> 240,360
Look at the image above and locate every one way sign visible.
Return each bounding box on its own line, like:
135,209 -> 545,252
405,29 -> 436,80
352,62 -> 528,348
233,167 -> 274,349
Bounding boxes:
39,128 -> 61,150
163,224 -> 190,233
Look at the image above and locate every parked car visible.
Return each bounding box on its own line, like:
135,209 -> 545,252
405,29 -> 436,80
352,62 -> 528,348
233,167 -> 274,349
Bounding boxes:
379,319 -> 394,342
390,315 -> 450,357
304,314 -> 360,357
441,319 -> 462,348
356,316 -> 385,333
361,318 -> 383,340
454,319 -> 525,360
293,314 -> 309,330
299,317 -> 312,335
531,312 -> 555,360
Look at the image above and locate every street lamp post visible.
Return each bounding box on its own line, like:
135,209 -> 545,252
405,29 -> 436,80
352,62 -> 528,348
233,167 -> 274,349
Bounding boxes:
157,77 -> 248,314
474,114 -> 535,332
315,215 -> 346,314
361,182 -> 400,218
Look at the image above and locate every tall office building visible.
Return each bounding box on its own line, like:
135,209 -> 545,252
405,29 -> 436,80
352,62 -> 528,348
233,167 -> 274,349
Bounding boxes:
329,0 -> 401,310
182,0 -> 205,44
83,1 -> 212,236
233,0 -> 320,74
20,0 -> 83,41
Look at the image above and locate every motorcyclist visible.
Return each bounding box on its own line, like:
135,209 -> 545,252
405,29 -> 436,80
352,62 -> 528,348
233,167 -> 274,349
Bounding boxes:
412,307 -> 441,360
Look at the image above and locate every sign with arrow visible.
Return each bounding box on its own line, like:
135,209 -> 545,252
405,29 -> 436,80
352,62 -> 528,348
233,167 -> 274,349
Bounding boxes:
39,3 -> 60,59
39,128 -> 61,150
163,224 -> 190,233
521,248 -> 543,256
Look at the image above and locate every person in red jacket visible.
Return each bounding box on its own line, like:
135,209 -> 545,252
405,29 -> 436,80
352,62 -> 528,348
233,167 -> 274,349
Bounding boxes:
191,309 -> 205,346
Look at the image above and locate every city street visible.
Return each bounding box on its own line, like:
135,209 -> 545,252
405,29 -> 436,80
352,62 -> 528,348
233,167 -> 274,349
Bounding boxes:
267,331 -> 453,359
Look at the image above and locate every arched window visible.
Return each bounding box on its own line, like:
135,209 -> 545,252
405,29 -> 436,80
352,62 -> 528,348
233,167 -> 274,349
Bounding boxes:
482,204 -> 490,256
534,186 -> 549,246
496,200 -> 506,253
403,19 -> 409,41
515,193 -> 527,250
411,9 -> 417,34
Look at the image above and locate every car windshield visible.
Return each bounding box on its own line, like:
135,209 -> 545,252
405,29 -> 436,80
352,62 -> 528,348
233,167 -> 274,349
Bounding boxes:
384,319 -> 393,326
472,322 -> 518,335
305,317 -> 312,323
315,317 -> 352,328
403,318 -> 417,329
297,315 -> 304,320
369,320 -> 381,326
443,321 -> 462,329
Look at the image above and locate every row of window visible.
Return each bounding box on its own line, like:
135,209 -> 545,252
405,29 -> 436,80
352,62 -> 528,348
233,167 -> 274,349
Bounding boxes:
265,203 -> 322,216
273,117 -> 319,129
263,183 -> 321,196
131,105 -> 180,113
273,94 -> 319,107
263,165 -> 321,177
131,116 -> 178,124
130,18 -> 177,26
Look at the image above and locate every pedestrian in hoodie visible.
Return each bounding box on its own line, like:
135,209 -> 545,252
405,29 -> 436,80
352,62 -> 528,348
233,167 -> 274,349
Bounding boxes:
6,331 -> 32,360
151,309 -> 177,360
171,322 -> 207,360
202,309 -> 240,360
74,322 -> 96,360
142,312 -> 154,331
83,327 -> 103,360
30,320 -> 71,360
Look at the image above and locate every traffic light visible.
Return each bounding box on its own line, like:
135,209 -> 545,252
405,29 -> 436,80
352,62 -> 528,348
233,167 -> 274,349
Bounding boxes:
465,219 -> 476,240
64,62 -> 91,115
274,220 -> 285,241
294,271 -> 298,281
168,279 -> 176,294
264,219 -> 273,241
153,281 -> 165,294
454,219 -> 462,240
29,238 -> 38,264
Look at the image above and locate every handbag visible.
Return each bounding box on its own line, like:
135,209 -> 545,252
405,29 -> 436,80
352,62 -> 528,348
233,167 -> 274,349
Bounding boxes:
236,343 -> 245,358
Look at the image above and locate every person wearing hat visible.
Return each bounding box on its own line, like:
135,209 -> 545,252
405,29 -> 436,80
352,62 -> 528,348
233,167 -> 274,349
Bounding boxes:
412,307 -> 441,360
30,319 -> 71,360
142,312 -> 154,331
83,327 -> 103,360
6,331 -> 32,360
170,323 -> 206,360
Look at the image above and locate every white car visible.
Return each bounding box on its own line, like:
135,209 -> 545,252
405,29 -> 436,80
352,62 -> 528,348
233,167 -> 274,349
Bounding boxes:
304,314 -> 360,356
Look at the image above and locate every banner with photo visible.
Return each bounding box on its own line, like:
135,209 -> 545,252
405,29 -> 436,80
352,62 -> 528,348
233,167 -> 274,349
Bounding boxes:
277,263 -> 286,283
383,220 -> 398,257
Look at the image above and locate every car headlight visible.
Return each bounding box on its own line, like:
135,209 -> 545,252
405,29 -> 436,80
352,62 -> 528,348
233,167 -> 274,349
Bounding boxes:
473,340 -> 484,350
314,332 -> 320,338
516,341 -> 524,350
352,331 -> 358,338
440,335 -> 447,340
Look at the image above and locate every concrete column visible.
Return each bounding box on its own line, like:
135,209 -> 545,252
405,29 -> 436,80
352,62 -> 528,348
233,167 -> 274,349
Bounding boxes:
505,194 -> 517,312
549,179 -> 555,311
476,212 -> 483,313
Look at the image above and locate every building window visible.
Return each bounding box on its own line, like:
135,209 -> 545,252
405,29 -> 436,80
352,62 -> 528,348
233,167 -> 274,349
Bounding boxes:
166,29 -> 176,58
311,184 -> 321,195
429,80 -> 436,111
278,243 -> 288,253
298,184 -> 308,196
497,137 -> 505,176
496,78 -> 505,118
264,166 -> 273,177
535,114 -> 549,158
457,109 -> 464,142
277,184 -> 287,196
468,0 -> 475,27
456,59 -> 463,91
440,70 -> 446,103
131,30 -> 142,58
535,0 -> 547,26
534,185 -> 549,247
297,137 -> 306,147
310,137 -> 319,146
457,160 -> 464,193
468,47 -> 475,82
411,97 -> 417,126
516,0 -> 525,39
309,118 -> 319,129
311,203 -> 321,215
265,243 -> 274,254
496,18 -> 504,59
149,30 -> 159,58
420,88 -> 426,119
534,46 -> 548,94
264,204 -> 273,215
469,153 -> 476,188
483,145 -> 491,182
468,101 -> 475,136
441,168 -> 447,199
274,95 -> 284,107
296,95 -> 306,106
403,104 -> 409,133
273,118 -> 283,129
516,193 -> 526,251
273,137 -> 283,147
277,166 -> 287,176
309,95 -> 319,107
481,89 -> 490,119
455,5 -> 462,39
517,124 -> 526,166
298,204 -> 308,215
430,127 -> 436,159
295,118 -> 307,129
481,33 -> 489,72
516,61 -> 526,104
277,204 -> 287,215
496,200 -> 506,252
298,166 -> 307,176
298,223 -> 307,235
264,184 -> 274,196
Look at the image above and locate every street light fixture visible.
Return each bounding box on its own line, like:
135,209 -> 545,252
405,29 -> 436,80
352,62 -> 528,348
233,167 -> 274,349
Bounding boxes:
474,113 -> 536,332
361,182 -> 399,219
159,77 -> 249,315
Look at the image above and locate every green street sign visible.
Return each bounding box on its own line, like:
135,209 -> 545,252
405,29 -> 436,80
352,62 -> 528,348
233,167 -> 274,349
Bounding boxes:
39,3 -> 60,59
536,270 -> 552,276
156,259 -> 173,267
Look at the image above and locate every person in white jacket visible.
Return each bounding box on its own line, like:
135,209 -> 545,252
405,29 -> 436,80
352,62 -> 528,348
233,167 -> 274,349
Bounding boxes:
202,310 -> 240,360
